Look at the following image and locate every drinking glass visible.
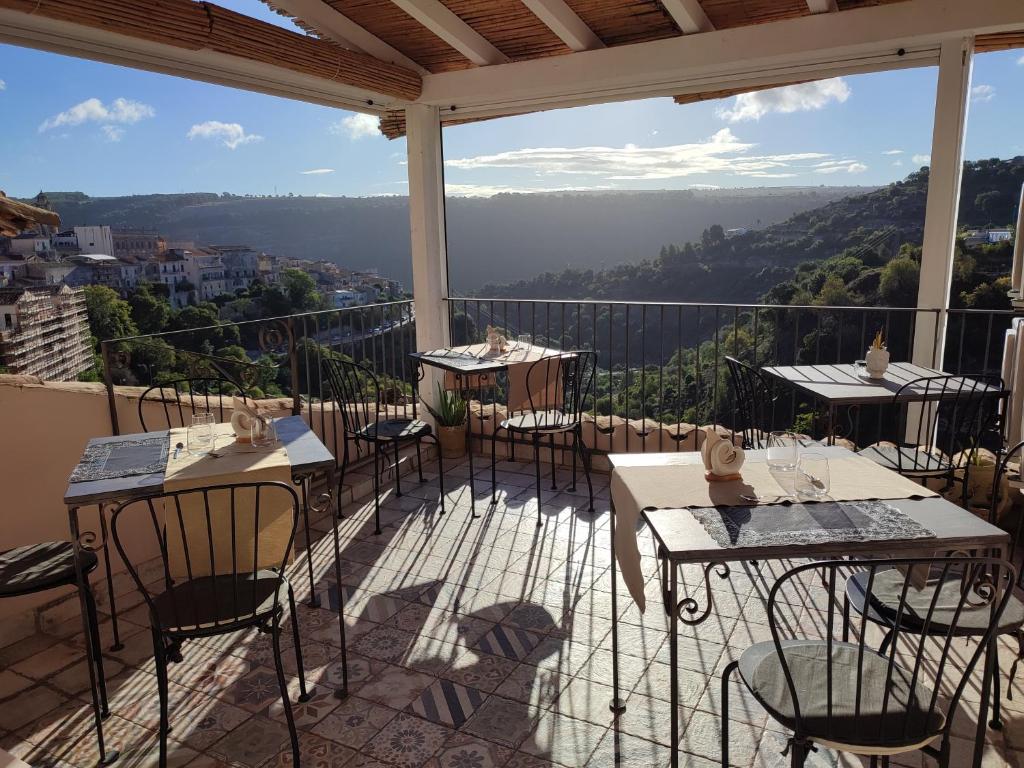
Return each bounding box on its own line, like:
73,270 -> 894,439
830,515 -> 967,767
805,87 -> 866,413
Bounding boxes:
187,411 -> 215,456
766,431 -> 799,471
517,333 -> 531,351
251,415 -> 278,449
796,452 -> 830,499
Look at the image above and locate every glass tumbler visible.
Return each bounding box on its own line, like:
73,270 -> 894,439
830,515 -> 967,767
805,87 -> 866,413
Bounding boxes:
796,452 -> 830,499
187,411 -> 215,456
767,431 -> 799,471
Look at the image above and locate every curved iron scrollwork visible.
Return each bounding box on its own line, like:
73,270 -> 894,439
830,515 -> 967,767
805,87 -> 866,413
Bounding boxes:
77,529 -> 103,553
675,562 -> 731,627
258,319 -> 293,353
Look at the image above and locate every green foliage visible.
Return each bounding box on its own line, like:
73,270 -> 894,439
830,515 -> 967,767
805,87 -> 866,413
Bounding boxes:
83,285 -> 138,341
128,283 -> 171,334
425,383 -> 468,426
878,256 -> 920,307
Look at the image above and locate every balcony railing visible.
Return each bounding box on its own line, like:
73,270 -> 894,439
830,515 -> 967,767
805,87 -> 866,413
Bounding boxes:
99,297 -> 1014,454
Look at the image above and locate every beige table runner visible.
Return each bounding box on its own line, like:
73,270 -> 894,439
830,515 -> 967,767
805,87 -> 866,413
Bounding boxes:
443,342 -> 564,411
612,453 -> 937,611
164,423 -> 294,579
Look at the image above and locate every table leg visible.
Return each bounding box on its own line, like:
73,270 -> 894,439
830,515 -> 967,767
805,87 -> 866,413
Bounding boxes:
465,377 -> 479,519
609,498 -> 626,714
98,505 -> 123,651
325,465 -> 349,699
827,404 -> 837,446
670,558 -> 679,768
69,506 -> 118,765
298,475 -> 321,609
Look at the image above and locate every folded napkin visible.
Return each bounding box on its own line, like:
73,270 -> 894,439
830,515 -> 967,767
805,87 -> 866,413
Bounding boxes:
700,428 -> 745,477
230,396 -> 261,440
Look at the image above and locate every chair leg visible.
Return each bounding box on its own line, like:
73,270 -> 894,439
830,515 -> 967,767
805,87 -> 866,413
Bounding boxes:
991,640 -> 1003,729
393,441 -> 403,498
491,420 -> 498,505
415,437 -> 425,482
878,628 -> 895,656
570,429 -> 577,492
271,614 -> 302,768
435,436 -> 446,515
789,739 -> 808,768
549,433 -> 558,491
83,579 -> 110,717
534,433 -> 543,527
721,660 -> 739,768
299,478 -> 320,609
842,593 -> 851,643
575,427 -> 594,513
288,585 -> 310,703
373,446 -> 382,535
152,627 -> 170,768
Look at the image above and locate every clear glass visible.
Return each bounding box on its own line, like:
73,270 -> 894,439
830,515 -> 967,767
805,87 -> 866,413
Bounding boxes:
766,431 -> 799,471
251,415 -> 278,449
796,452 -> 830,499
187,411 -> 215,456
517,333 -> 531,350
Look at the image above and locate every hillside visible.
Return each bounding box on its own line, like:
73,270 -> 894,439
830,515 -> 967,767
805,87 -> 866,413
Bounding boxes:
39,186 -> 869,291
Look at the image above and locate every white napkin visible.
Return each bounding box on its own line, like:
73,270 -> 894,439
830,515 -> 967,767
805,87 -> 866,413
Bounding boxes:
229,396 -> 261,439
700,428 -> 745,476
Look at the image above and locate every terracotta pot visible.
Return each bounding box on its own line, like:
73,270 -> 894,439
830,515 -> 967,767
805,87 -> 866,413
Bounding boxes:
437,424 -> 466,459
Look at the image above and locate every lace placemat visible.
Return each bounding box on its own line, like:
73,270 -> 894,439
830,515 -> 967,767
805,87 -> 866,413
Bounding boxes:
688,500 -> 935,548
69,436 -> 169,483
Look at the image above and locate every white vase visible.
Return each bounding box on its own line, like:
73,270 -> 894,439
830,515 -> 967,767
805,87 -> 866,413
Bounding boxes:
865,347 -> 890,379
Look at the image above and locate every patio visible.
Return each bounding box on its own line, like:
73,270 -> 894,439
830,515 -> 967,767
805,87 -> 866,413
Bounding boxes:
2,456 -> 1021,768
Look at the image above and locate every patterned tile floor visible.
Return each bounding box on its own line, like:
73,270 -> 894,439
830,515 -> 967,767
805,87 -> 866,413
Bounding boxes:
4,457 -> 1024,767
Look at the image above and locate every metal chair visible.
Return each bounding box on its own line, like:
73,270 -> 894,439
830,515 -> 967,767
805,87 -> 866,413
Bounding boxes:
110,482 -> 308,768
856,374 -> 1003,507
723,556 -> 1015,768
725,356 -> 775,449
322,357 -> 444,536
496,351 -> 595,526
138,377 -> 249,432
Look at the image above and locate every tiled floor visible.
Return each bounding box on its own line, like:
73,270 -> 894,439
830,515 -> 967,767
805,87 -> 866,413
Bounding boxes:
4,457 -> 1024,767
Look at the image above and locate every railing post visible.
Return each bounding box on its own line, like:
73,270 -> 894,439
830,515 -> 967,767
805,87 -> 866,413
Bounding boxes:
287,315 -> 301,416
100,340 -> 120,436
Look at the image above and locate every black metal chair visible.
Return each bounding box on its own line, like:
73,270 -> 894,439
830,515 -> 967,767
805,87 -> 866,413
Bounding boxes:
322,357 -> 444,536
723,556 -> 1015,768
138,377 -> 249,432
856,374 -> 1003,507
496,351 -> 596,526
725,356 -> 775,449
110,482 -> 308,768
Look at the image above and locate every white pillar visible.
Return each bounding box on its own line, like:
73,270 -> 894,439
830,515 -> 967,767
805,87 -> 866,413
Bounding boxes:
911,37 -> 973,369
406,104 -> 451,410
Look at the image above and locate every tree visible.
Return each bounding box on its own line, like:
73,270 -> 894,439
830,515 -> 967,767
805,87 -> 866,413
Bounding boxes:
83,285 -> 138,342
280,269 -> 323,313
815,274 -> 854,306
129,283 -> 172,334
879,256 -> 920,307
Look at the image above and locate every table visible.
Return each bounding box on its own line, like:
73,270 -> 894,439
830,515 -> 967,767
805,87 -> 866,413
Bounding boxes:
63,416 -> 350,760
761,362 -> 1008,443
607,448 -> 1009,768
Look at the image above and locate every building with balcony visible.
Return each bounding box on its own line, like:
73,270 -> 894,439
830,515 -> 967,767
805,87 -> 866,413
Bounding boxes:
0,284 -> 92,381
207,244 -> 261,292
111,228 -> 165,262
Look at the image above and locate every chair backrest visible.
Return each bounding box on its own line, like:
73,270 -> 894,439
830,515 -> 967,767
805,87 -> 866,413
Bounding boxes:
725,356 -> 773,449
110,481 -> 300,634
138,377 -> 248,432
892,374 -> 1003,474
524,350 -> 595,427
321,357 -> 381,441
767,556 -> 1014,751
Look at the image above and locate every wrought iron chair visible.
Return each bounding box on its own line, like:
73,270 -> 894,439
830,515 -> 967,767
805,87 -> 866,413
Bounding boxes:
138,377 -> 249,432
723,556 -> 1015,768
322,357 -> 444,536
496,351 -> 596,526
111,481 -> 308,768
725,356 -> 775,449
856,374 -> 1003,506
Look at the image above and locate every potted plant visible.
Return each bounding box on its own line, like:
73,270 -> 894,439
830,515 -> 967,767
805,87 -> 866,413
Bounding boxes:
426,383 -> 468,459
952,441 -> 1001,516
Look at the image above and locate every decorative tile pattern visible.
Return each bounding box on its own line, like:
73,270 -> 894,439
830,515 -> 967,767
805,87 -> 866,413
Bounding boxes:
472,626 -> 543,662
443,650 -> 518,693
311,696 -> 398,750
363,713 -> 451,768
462,696 -> 539,749
207,716 -> 290,767
407,679 -> 487,728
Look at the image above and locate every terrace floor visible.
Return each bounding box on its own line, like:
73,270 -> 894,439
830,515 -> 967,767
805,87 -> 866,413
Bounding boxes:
3,457 -> 1024,768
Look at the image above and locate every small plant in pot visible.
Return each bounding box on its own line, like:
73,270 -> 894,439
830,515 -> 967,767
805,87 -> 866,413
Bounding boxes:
426,383 -> 468,459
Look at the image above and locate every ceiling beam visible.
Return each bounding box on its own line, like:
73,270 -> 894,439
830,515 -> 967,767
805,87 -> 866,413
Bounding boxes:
660,0 -> 714,34
268,0 -> 429,74
520,0 -> 605,51
418,0 -> 1023,118
389,0 -> 510,66
806,0 -> 839,13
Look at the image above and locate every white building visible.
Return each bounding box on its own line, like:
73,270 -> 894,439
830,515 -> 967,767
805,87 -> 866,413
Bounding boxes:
329,289 -> 369,309
73,225 -> 114,256
0,284 -> 92,381
183,249 -> 227,303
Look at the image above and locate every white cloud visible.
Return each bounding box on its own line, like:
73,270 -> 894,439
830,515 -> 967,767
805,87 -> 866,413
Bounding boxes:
882,149 -> 903,155
717,78 -> 850,123
971,84 -> 996,103
187,121 -> 263,149
300,168 -> 335,175
813,160 -> 867,175
912,154 -> 931,166
0,79 -> 6,91
39,97 -> 154,132
893,160 -> 903,167
1018,54 -> 1024,66
101,125 -> 125,143
331,113 -> 381,140
444,183 -> 613,197
445,128 -> 832,182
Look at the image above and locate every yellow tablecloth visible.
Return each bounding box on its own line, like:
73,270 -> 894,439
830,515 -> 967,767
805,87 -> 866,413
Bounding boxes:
163,424 -> 294,579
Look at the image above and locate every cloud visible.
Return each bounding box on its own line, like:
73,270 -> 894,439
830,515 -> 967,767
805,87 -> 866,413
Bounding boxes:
912,154 -> 930,166
717,78 -> 850,123
444,183 -> 613,197
813,160 -> 868,174
187,121 -> 262,149
971,84 -> 995,103
300,168 -> 335,175
445,128 -> 833,182
0,79 -> 5,91
331,113 -> 381,140
893,160 -> 903,167
882,149 -> 903,155
39,97 -> 154,132
1018,54 -> 1024,66
101,125 -> 125,143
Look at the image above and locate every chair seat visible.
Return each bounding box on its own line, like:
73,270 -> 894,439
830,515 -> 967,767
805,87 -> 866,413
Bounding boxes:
847,568 -> 1024,635
359,419 -> 431,442
501,410 -> 575,432
738,639 -> 944,750
857,445 -> 952,476
153,570 -> 289,634
0,542 -> 98,598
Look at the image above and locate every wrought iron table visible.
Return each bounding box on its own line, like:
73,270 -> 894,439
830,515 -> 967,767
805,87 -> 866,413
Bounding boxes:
63,415 -> 350,761
607,448 -> 1010,768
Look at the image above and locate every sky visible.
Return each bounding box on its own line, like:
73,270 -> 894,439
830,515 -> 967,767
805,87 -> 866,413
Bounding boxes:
0,0 -> 1021,199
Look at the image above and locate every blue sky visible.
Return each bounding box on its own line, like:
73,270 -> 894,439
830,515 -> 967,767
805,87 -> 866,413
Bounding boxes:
0,0 -> 1021,199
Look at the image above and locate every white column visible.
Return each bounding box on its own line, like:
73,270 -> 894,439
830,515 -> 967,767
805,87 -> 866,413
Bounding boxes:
911,37 -> 974,369
406,104 -> 451,411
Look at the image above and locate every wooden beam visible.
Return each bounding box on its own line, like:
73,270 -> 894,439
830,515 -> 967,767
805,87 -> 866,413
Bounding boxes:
0,0 -> 421,105
806,0 -> 839,13
660,0 -> 714,34
266,0 -> 429,74
389,0 -> 510,66
520,0 -> 605,51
